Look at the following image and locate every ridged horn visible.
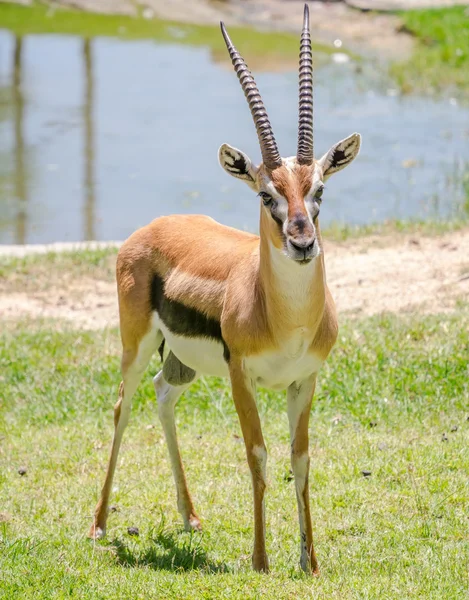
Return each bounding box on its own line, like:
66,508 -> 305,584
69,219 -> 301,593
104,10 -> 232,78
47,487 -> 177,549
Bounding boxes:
220,22 -> 282,171
297,3 -> 314,165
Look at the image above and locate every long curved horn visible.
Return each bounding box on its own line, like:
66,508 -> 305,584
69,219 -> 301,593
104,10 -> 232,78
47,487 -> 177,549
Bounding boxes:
220,22 -> 282,171
297,4 -> 314,165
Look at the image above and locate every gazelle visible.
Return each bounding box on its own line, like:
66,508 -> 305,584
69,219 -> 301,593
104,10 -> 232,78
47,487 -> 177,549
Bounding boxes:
89,4 -> 361,575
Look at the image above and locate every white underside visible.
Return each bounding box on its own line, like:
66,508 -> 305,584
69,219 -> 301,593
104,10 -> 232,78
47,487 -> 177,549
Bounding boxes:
152,312 -> 323,390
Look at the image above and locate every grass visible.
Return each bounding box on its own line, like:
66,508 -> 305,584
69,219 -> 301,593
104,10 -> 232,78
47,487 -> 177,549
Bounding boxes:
2,2 -> 469,100
0,1 -> 333,64
0,246 -> 118,290
1,257 -> 469,597
392,7 -> 469,97
323,216 -> 469,242
1,217 -> 469,280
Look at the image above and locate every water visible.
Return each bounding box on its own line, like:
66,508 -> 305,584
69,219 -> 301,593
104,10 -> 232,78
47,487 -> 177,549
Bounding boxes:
1,30 -> 469,244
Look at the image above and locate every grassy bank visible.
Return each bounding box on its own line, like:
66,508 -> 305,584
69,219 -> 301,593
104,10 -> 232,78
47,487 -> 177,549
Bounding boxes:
0,2 -> 331,64
2,2 -> 469,98
323,215 -> 469,242
1,250 -> 468,596
392,6 -> 469,97
1,217 -> 469,278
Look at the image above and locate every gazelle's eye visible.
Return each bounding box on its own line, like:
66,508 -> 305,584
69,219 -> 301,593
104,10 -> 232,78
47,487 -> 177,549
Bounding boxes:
315,185 -> 325,202
259,191 -> 273,206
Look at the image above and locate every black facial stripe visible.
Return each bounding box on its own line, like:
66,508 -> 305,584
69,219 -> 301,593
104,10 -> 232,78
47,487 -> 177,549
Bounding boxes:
271,210 -> 283,229
150,273 -> 230,363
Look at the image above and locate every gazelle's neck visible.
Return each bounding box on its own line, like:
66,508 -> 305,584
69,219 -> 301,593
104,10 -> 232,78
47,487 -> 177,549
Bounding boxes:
258,216 -> 326,339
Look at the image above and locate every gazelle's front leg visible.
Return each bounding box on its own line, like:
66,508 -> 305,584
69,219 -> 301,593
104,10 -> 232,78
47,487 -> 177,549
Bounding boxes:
287,373 -> 319,576
229,358 -> 268,573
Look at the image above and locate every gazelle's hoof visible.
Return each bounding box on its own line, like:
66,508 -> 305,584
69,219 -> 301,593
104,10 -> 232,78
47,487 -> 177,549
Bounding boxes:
88,524 -> 106,540
184,514 -> 202,532
252,553 -> 269,573
300,553 -> 320,576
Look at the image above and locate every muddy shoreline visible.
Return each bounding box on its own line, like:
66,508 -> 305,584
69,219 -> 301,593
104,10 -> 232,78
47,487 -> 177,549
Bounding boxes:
5,0 -> 415,59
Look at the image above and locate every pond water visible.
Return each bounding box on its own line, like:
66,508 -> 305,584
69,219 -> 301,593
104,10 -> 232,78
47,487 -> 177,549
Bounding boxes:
0,29 -> 468,244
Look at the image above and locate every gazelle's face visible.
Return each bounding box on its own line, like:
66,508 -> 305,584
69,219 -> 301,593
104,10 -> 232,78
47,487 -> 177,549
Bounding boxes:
258,158 -> 322,263
219,133 -> 361,264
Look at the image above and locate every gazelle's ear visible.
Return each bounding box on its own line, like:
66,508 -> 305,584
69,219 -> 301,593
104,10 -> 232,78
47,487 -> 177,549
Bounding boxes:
318,133 -> 361,180
218,144 -> 259,190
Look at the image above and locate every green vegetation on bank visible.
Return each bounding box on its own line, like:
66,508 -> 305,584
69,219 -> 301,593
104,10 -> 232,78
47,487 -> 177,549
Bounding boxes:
324,215 -> 469,242
1,218 -> 468,284
0,246 -> 118,285
0,1 -> 332,63
2,2 -> 469,98
1,244 -> 468,597
392,6 -> 469,97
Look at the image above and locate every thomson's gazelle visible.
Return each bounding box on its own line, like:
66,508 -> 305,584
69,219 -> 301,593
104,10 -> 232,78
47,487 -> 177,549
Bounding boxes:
89,4 -> 361,575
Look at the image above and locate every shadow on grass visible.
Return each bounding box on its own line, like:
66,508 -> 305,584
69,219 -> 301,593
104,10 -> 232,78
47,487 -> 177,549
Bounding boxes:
110,529 -> 228,573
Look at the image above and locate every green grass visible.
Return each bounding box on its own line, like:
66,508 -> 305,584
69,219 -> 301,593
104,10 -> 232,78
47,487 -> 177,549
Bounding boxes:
0,246 -> 118,289
392,7 -> 469,97
0,1 -> 332,64
1,305 -> 469,597
1,218 -> 469,283
322,216 -> 469,242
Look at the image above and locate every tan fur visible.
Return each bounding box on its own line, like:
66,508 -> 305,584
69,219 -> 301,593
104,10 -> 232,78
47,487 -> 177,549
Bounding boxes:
88,9 -> 363,568
90,170 -> 339,575
229,356 -> 268,572
271,163 -> 314,220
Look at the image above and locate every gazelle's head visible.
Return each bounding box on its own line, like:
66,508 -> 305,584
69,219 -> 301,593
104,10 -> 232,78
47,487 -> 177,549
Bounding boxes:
218,4 -> 361,264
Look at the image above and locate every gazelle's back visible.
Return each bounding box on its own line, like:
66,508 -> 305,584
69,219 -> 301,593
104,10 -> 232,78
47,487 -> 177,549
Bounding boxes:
116,215 -> 259,344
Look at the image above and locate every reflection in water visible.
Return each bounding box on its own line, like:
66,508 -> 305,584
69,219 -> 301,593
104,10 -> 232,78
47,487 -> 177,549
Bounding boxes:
13,36 -> 27,244
0,31 -> 468,244
83,38 -> 95,241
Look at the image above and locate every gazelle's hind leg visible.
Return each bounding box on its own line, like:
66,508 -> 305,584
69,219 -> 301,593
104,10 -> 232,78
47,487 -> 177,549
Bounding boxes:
88,326 -> 161,540
154,351 -> 201,531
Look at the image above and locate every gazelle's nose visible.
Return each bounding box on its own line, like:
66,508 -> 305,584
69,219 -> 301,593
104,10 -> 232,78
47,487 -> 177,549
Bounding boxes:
289,238 -> 315,253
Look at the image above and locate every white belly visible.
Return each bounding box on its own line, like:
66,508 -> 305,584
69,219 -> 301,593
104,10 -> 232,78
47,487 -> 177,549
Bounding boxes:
153,313 -> 229,378
153,314 -> 322,391
245,352 -> 322,390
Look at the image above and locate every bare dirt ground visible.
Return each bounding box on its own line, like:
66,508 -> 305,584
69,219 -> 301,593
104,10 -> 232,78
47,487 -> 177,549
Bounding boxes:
1,230 -> 468,330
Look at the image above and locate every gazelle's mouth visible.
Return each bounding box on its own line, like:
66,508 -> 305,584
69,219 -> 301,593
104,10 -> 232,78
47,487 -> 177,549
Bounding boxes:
286,237 -> 317,263
296,257 -> 313,265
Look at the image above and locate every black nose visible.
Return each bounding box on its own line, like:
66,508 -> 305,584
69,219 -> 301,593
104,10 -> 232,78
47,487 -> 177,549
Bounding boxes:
290,238 -> 315,253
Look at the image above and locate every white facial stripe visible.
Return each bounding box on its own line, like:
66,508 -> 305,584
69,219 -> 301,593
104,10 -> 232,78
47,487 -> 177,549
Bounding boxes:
282,156 -> 297,173
259,172 -> 288,223
276,197 -> 289,227
260,161 -> 323,232
307,165 -> 323,199
259,174 -> 282,200
304,166 -> 323,224
304,198 -> 318,224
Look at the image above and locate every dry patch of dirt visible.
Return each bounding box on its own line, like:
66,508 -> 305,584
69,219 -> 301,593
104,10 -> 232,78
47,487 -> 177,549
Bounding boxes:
327,230 -> 469,317
0,281 -> 118,331
1,230 -> 468,330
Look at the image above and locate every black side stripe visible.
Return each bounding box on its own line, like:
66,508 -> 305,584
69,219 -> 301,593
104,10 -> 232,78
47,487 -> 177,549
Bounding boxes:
150,273 -> 231,363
